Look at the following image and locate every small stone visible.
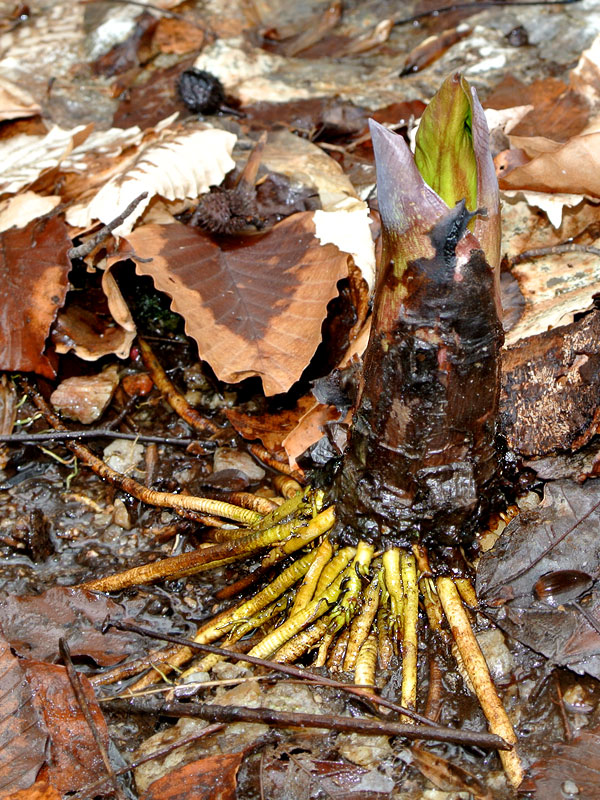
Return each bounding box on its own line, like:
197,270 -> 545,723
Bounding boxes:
213,447 -> 265,481
336,733 -> 392,769
50,364 -> 119,424
476,628 -> 514,682
103,439 -> 144,474
112,497 -> 131,530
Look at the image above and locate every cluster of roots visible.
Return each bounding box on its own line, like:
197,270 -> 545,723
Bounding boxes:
20,342 -> 523,788
82,483 -> 522,787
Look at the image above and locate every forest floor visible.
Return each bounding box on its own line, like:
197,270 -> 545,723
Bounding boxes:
2,1 -> 600,798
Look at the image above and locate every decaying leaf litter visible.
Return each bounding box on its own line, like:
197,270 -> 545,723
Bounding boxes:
3,1 -> 600,798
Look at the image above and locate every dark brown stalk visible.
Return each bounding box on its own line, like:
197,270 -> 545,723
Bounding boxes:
106,697 -> 510,751
333,203 -> 504,556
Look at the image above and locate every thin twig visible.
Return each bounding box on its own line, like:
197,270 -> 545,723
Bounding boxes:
504,242 -> 600,269
0,430 -> 216,448
105,696 -> 510,750
68,192 -> 149,260
59,638 -> 126,800
393,0 -> 581,27
106,620 -> 487,734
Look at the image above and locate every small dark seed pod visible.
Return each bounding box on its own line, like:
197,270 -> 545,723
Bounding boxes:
177,68 -> 226,115
533,570 -> 593,607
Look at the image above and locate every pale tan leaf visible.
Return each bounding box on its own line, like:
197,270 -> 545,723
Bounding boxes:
570,31 -> 600,107
501,189 -> 587,228
0,78 -> 41,121
118,213 -> 349,395
65,127 -> 236,236
262,129 -> 358,211
0,192 -> 61,233
0,124 -> 93,195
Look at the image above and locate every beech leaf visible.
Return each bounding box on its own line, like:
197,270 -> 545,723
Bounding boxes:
0,214 -> 72,377
141,753 -> 243,800
0,124 -> 92,195
119,213 -> 349,395
66,127 -> 237,236
0,637 -> 48,795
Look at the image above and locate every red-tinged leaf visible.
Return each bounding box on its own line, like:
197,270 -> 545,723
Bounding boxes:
0,214 -> 71,377
0,587 -> 147,666
485,75 -> 589,143
0,637 -> 48,796
521,727 -> 600,799
2,782 -> 62,800
141,753 -> 243,800
118,214 -> 349,395
153,17 -> 205,55
24,661 -> 110,795
226,394 -> 317,454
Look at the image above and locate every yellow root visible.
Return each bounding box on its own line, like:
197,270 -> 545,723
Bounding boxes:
343,573 -> 380,671
247,568 -> 348,659
274,615 -> 332,663
330,541 -> 374,630
382,548 -> 403,640
376,605 -> 394,669
400,551 -> 419,720
290,538 -> 334,615
354,632 -> 378,688
436,576 -> 523,789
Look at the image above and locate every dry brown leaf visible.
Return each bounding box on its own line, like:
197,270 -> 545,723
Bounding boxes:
153,17 -> 205,54
226,395 -> 317,453
0,214 -> 71,378
261,129 -> 375,288
411,746 -> 492,799
66,126 -> 236,236
119,214 -> 350,395
24,662 -> 110,795
141,753 -> 243,800
3,783 -> 62,800
51,283 -> 136,362
571,31 -> 600,108
500,125 -> 600,197
0,636 -> 48,796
